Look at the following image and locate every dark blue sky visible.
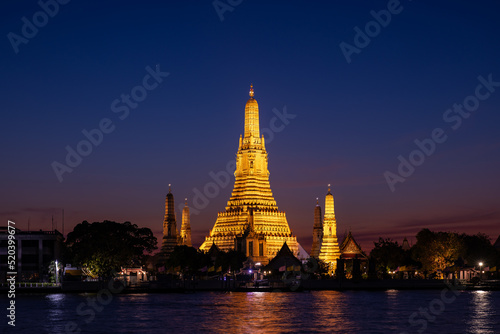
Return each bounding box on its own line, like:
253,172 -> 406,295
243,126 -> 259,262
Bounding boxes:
2,0 -> 500,252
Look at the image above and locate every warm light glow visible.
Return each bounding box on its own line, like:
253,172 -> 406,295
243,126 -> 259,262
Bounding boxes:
198,86 -> 299,262
479,262 -> 483,267
318,185 -> 341,269
55,260 -> 59,284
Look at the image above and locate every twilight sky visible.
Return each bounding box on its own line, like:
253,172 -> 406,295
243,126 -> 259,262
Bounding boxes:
1,0 -> 500,253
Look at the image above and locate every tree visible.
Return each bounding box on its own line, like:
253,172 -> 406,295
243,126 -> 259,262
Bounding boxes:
460,233 -> 498,267
412,229 -> 464,273
66,220 -> 157,278
48,260 -> 63,283
216,250 -> 247,272
370,238 -> 405,273
165,245 -> 205,275
304,258 -> 329,278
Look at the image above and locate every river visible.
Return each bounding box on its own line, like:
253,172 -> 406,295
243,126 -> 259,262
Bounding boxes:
2,290 -> 500,333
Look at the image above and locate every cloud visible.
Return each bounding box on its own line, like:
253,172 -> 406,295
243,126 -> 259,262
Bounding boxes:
395,210 -> 499,231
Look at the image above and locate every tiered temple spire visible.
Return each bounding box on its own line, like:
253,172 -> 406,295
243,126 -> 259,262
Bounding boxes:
319,184 -> 341,271
199,85 -> 299,263
161,184 -> 178,257
310,198 -> 323,258
179,198 -> 192,247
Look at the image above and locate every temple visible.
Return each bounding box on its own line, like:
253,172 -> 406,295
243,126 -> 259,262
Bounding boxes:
318,185 -> 341,270
161,186 -> 193,257
179,198 -> 192,247
199,85 -> 299,264
310,198 -> 323,258
161,185 -> 178,257
340,231 -> 368,260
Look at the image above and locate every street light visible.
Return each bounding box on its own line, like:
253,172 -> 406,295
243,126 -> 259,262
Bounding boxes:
55,260 -> 59,284
478,262 -> 483,280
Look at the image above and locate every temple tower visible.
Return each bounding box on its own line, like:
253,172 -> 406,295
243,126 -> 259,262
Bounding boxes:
199,85 -> 299,263
161,185 -> 178,257
319,185 -> 341,271
310,198 -> 323,258
179,198 -> 192,247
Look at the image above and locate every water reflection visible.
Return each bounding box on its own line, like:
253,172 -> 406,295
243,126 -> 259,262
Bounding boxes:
467,290 -> 496,334
9,290 -> 500,333
312,291 -> 350,332
44,293 -> 66,333
203,292 -> 300,333
45,294 -> 66,321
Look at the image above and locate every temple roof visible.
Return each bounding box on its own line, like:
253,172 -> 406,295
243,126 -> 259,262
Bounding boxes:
340,231 -> 368,259
266,242 -> 301,270
208,242 -> 220,257
402,237 -> 411,251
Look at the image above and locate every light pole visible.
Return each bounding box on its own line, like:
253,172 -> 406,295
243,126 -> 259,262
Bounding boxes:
478,262 -> 483,280
55,260 -> 59,284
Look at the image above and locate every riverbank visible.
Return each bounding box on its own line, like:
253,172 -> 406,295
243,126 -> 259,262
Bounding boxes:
2,279 -> 499,293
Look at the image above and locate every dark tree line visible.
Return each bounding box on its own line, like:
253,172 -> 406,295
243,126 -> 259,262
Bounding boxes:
370,228 -> 500,276
164,245 -> 247,275
65,220 -> 157,278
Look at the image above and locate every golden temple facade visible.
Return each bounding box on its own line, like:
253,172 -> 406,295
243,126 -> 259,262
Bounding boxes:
318,185 -> 341,269
199,85 -> 299,264
179,199 -> 192,247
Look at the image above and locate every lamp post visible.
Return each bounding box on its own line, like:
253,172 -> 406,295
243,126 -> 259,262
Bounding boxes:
478,262 -> 483,280
55,260 -> 59,284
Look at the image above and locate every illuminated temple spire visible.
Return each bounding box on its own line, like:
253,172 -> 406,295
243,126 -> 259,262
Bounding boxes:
161,184 -> 178,257
319,184 -> 341,271
199,85 -> 299,263
244,84 -> 260,139
310,198 -> 323,258
179,198 -> 192,247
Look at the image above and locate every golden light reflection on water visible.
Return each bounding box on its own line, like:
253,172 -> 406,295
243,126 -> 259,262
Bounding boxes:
197,291 -> 351,333
312,291 -> 352,332
212,292 -> 295,333
16,290 -> 500,333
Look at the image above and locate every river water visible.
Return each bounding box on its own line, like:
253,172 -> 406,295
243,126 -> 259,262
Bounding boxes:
2,290 -> 500,333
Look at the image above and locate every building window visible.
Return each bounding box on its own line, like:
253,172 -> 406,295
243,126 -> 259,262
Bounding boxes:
259,243 -> 264,256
